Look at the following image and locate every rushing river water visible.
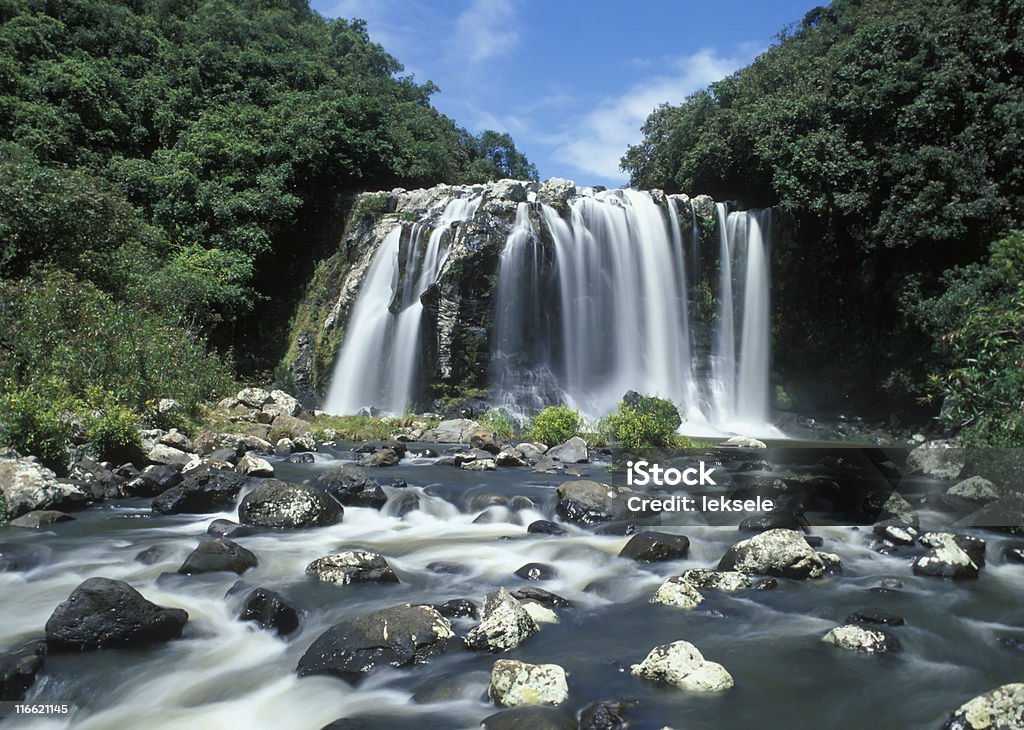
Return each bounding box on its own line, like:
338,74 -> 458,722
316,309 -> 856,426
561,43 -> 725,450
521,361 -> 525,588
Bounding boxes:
2,446 -> 1023,729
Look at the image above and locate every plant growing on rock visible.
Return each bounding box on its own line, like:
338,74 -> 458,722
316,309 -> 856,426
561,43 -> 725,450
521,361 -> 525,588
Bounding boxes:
479,408 -> 517,440
527,406 -> 582,447
601,395 -> 685,448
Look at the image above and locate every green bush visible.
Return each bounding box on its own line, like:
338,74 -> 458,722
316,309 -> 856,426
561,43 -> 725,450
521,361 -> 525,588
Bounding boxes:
479,408 -> 517,440
83,388 -> 142,463
527,405 -> 582,447
0,379 -> 81,469
601,395 -> 683,448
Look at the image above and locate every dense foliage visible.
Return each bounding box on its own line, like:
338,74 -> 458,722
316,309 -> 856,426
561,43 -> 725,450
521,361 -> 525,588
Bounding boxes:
528,406 -> 583,447
622,0 -> 1024,439
0,0 -> 536,461
600,395 -> 684,448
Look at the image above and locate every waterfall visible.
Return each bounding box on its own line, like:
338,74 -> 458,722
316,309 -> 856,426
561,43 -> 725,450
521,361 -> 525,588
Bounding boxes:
491,190 -> 775,435
323,195 -> 480,415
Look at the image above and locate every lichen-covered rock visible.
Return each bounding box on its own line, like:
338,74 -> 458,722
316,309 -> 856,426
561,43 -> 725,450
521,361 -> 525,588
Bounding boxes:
236,387 -> 272,409
466,587 -> 539,652
296,604 -> 455,681
906,440 -> 965,480
45,578 -> 187,650
651,577 -> 704,609
306,551 -> 398,585
236,453 -> 274,478
718,528 -> 832,579
822,624 -> 900,654
944,683 -> 1024,729
238,480 -> 343,528
630,640 -> 733,692
0,456 -> 91,520
488,659 -> 569,707
676,569 -> 764,592
913,532 -> 985,580
947,476 -> 1003,504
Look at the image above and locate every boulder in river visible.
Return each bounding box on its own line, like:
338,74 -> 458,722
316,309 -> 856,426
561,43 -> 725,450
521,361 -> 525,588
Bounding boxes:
178,538 -> 258,575
546,436 -> 589,464
527,520 -> 566,536
913,532 -> 985,580
618,531 -> 690,562
555,480 -> 634,526
9,510 -> 74,528
947,476 -> 1003,504
360,446 -> 402,468
152,465 -> 247,515
424,419 -> 479,443
45,577 -> 187,651
488,659 -> 569,707
651,577 -> 704,609
481,706 -> 575,730
470,428 -> 502,454
905,439 -> 964,480
296,604 -> 455,682
514,563 -> 556,581
236,453 -> 274,478
0,456 -> 91,520
630,640 -> 733,692
822,624 -> 899,654
943,682 -> 1024,729
239,587 -> 300,636
0,640 -> 46,701
577,700 -> 632,730
316,464 -> 388,509
676,569 -> 768,592
238,480 -> 343,528
124,464 -> 183,498
717,528 -> 832,579
306,551 -> 399,585
466,587 -> 539,652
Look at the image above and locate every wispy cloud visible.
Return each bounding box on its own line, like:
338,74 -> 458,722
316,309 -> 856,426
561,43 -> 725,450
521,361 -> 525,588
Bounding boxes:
450,0 -> 520,65
550,48 -> 750,184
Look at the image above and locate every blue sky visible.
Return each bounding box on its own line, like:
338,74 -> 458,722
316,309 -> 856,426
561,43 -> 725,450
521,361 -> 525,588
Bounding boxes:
311,0 -> 821,188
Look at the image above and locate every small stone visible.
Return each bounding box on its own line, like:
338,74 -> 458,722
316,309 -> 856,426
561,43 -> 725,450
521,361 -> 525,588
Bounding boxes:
515,563 -> 556,581
306,551 -> 399,585
651,577 -> 704,609
236,453 -> 274,478
822,624 -> 899,654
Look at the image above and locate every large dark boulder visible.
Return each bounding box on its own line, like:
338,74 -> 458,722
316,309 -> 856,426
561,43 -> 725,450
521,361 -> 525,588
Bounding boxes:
316,464 -> 388,509
239,588 -> 300,636
555,480 -> 634,526
45,577 -> 188,650
178,538 -> 258,575
124,464 -> 183,498
238,480 -> 343,528
618,531 -> 690,562
151,466 -> 247,515
0,640 -> 46,700
296,604 -> 456,682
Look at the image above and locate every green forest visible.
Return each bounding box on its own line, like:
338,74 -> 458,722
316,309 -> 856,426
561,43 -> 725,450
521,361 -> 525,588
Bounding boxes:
622,0 -> 1024,445
0,0 -> 536,461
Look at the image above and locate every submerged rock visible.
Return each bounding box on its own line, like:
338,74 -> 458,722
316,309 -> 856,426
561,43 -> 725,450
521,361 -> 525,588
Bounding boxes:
488,659 -> 569,707
481,706 -> 575,730
822,624 -> 899,654
718,528 -> 832,579
944,683 -> 1024,729
239,587 -> 300,636
577,700 -> 631,730
630,640 -> 733,692
466,587 -> 539,652
238,480 -> 343,528
514,563 -> 556,581
619,531 -> 690,562
306,551 -> 399,585
178,538 -> 258,575
296,604 -> 455,682
45,577 -> 188,650
0,640 -> 46,701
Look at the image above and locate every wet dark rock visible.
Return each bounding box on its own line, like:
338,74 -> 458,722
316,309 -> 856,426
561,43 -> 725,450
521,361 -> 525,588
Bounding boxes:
9,510 -> 74,528
555,480 -> 634,526
135,544 -> 171,565
511,587 -> 573,609
359,446 -> 404,468
389,490 -> 421,517
577,700 -> 632,730
178,538 -> 257,575
209,447 -> 239,465
997,636 -> 1024,652
1004,547 -> 1024,564
426,561 -> 470,575
738,511 -> 806,533
514,563 -> 556,581
316,464 -> 388,509
207,518 -> 258,538
618,531 -> 690,562
45,577 -> 188,650
238,480 -> 343,528
124,464 -> 183,498
437,598 -> 478,619
0,640 -> 46,701
239,588 -> 300,636
481,706 -> 575,730
593,521 -> 640,536
847,610 -> 905,627
151,466 -> 247,515
287,452 -> 316,464
296,604 -> 456,682
527,520 -> 566,536
306,551 -> 399,585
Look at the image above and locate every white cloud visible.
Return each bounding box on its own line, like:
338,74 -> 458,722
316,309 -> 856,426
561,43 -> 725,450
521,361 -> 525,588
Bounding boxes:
450,0 -> 520,65
551,48 -> 751,184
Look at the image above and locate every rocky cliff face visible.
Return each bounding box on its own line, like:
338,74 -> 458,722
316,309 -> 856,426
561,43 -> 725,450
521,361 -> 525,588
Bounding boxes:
282,178 -> 720,411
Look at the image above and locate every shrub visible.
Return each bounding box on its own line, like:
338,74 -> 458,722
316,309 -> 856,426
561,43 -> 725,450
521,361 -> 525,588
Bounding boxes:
83,388 -> 142,463
479,408 -> 517,440
602,395 -> 683,448
0,378 -> 81,469
527,405 -> 582,446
